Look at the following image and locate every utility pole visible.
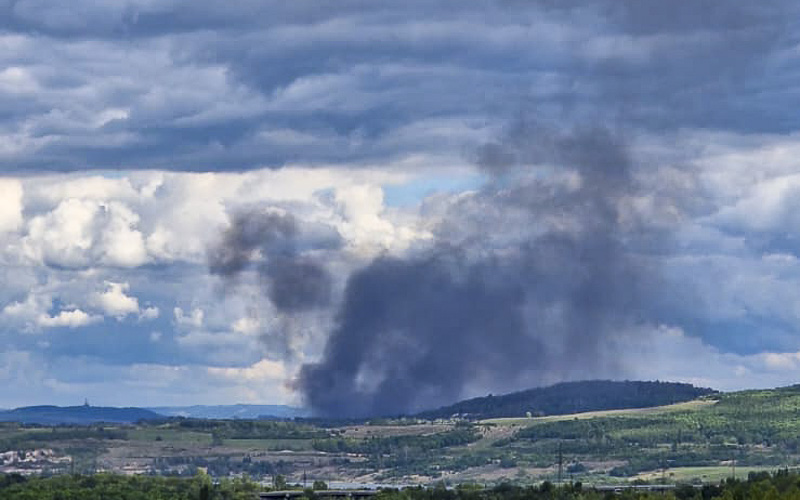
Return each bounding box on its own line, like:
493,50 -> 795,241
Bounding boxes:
557,441 -> 563,485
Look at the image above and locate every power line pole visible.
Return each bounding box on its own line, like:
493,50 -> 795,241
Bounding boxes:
557,441 -> 563,485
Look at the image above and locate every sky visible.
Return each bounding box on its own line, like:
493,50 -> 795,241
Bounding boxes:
2,1 -> 800,412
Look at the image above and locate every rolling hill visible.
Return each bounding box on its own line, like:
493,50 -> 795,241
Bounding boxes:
0,405 -> 163,425
8,383 -> 800,484
416,380 -> 717,420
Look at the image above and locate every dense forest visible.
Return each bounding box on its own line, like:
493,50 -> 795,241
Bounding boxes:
0,473 -> 259,500
416,381 -> 717,420
5,470 -> 800,500
379,471 -> 800,500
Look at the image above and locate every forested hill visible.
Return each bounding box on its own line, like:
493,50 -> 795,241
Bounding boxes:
416,380 -> 717,420
0,405 -> 162,425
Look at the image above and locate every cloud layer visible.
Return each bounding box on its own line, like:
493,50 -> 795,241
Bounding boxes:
0,1 -> 798,172
1,1 -> 800,410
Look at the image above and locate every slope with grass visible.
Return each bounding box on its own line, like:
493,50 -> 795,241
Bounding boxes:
457,385 -> 800,483
416,380 -> 717,420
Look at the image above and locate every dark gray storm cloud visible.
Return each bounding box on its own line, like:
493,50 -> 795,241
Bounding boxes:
0,1 -> 797,172
209,211 -> 335,313
298,121 -> 658,417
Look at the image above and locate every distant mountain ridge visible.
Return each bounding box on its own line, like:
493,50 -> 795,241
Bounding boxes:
0,404 -> 310,424
0,405 -> 162,425
147,404 -> 310,420
416,380 -> 718,420
0,382 -> 711,424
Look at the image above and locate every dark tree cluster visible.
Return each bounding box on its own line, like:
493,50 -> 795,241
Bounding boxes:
417,381 -> 717,420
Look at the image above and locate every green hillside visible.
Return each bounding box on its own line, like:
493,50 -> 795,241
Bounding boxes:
416,380 -> 717,420
468,385 -> 800,481
0,405 -> 162,425
515,385 -> 800,447
4,383 -> 800,485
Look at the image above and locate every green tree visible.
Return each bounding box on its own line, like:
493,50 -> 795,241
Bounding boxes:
273,474 -> 288,490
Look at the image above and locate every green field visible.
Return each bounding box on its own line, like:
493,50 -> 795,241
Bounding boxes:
635,466 -> 784,483
481,399 -> 717,426
128,428 -> 213,445
220,438 -> 315,451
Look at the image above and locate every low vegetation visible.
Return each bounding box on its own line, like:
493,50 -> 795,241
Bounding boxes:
0,472 -> 258,500
6,469 -> 800,500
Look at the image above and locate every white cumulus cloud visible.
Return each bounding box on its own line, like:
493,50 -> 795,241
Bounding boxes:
38,309 -> 101,328
22,199 -> 149,268
232,316 -> 261,335
93,281 -> 140,319
139,306 -> 160,321
0,178 -> 23,234
174,307 -> 204,328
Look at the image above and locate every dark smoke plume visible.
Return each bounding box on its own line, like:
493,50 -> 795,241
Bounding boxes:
299,120 -> 659,417
209,210 -> 334,316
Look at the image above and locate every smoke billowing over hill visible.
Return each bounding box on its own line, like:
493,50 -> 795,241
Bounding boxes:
296,122 -> 667,417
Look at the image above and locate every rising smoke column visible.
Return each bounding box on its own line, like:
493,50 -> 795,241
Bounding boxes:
208,210 -> 337,356
298,121 -> 657,417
